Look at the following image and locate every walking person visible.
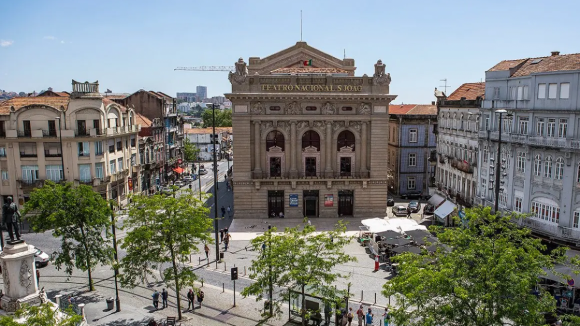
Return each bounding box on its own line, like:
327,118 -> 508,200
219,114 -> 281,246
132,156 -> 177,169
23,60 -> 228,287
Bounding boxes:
227,205 -> 232,218
219,229 -> 224,243
187,289 -> 195,311
197,289 -> 204,308
382,307 -> 390,326
152,289 -> 160,310
347,307 -> 354,326
365,308 -> 374,326
324,301 -> 332,325
161,288 -> 168,308
356,305 -> 364,326
204,244 -> 209,262
221,206 -> 226,218
406,207 -> 411,218
224,232 -> 231,251
36,269 -> 40,287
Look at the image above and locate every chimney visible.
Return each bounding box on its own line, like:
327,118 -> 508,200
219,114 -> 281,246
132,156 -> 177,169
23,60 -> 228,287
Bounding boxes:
551,51 -> 560,56
431,101 -> 435,105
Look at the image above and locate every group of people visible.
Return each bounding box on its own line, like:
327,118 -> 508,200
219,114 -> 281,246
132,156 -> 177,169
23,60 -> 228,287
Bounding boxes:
320,303 -> 389,326
219,228 -> 232,250
220,205 -> 232,219
151,288 -> 205,311
270,211 -> 285,218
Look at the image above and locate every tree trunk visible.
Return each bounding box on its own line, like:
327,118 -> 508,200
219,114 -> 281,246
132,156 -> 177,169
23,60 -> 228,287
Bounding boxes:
301,284 -> 306,326
169,242 -> 182,320
79,225 -> 94,291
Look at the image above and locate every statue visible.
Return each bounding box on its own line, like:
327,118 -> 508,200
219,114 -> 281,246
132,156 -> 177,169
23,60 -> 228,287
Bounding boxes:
2,197 -> 21,243
321,102 -> 336,115
373,59 -> 392,86
228,57 -> 248,84
285,102 -> 301,115
39,287 -> 47,304
358,103 -> 371,115
251,102 -> 265,115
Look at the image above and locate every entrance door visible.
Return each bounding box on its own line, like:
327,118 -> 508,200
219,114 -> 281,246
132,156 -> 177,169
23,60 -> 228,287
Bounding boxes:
268,190 -> 284,218
303,190 -> 319,218
305,157 -> 317,177
338,190 -> 354,216
340,157 -> 351,177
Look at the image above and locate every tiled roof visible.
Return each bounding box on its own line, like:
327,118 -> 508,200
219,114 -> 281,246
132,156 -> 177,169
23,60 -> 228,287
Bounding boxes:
270,67 -> 348,74
407,104 -> 437,115
185,127 -> 232,134
488,52 -> 580,77
149,91 -> 174,100
135,113 -> 152,127
37,90 -> 70,97
103,98 -> 128,113
0,97 -> 70,115
389,104 -> 417,115
447,83 -> 485,101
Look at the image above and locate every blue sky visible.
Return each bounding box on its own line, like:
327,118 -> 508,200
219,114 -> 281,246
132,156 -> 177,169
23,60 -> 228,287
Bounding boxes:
1,0 -> 579,104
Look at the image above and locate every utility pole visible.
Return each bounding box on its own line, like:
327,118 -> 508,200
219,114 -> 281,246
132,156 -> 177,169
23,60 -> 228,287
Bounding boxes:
212,104 -> 220,264
110,202 -> 121,312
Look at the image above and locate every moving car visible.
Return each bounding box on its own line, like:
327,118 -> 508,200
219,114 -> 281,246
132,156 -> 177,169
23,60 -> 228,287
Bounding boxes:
424,203 -> 435,215
34,247 -> 50,268
392,205 -> 408,217
160,187 -> 172,195
173,181 -> 185,188
183,175 -> 197,183
387,197 -> 395,206
199,168 -> 208,175
401,191 -> 422,200
408,201 -> 420,213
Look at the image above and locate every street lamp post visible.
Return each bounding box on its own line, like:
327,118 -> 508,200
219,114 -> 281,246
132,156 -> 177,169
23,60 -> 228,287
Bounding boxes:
55,116 -> 65,181
493,109 -> 507,214
110,202 -> 121,311
212,104 -> 220,265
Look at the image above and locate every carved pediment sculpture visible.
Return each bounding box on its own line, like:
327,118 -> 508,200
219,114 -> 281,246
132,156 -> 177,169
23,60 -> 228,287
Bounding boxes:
373,60 -> 391,86
285,101 -> 301,115
332,121 -> 345,131
321,102 -> 336,115
339,145 -> 354,153
297,120 -> 309,130
228,57 -> 248,84
260,121 -> 274,135
358,103 -> 371,115
303,146 -> 319,153
277,121 -> 291,133
349,121 -> 362,131
268,146 -> 284,153
312,121 -> 325,132
251,102 -> 265,115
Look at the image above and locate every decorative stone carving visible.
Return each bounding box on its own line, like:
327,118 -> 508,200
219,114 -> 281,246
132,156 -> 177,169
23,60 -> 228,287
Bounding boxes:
349,121 -> 362,131
3,261 -> 9,295
358,103 -> 371,115
312,121 -> 325,133
277,121 -> 291,134
19,261 -> 32,289
39,287 -> 47,304
372,60 -> 391,86
332,121 -> 345,131
297,121 -> 310,130
251,102 -> 265,115
228,58 -> 248,84
321,102 -> 336,115
260,121 -> 274,135
285,102 -> 301,115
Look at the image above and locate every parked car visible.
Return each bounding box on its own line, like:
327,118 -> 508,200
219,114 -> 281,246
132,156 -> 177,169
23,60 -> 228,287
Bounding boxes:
199,168 -> 208,175
183,176 -> 194,184
392,205 -> 408,217
160,187 -> 172,195
424,203 -> 435,215
408,201 -> 420,213
387,197 -> 395,206
401,191 -> 422,200
33,246 -> 50,268
174,181 -> 185,188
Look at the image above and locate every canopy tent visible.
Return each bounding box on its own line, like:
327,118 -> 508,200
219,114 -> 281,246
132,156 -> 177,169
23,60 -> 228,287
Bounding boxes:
434,201 -> 457,220
386,218 -> 426,232
392,245 -> 422,254
426,243 -> 451,253
399,223 -> 428,233
361,218 -> 396,234
541,265 -> 580,289
383,237 -> 413,246
404,229 -> 431,239
376,230 -> 402,239
428,194 -> 446,207
414,236 -> 439,246
173,167 -> 184,174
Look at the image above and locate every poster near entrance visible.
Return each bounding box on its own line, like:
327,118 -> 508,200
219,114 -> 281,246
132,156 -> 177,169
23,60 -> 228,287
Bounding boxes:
289,194 -> 299,207
324,194 -> 334,207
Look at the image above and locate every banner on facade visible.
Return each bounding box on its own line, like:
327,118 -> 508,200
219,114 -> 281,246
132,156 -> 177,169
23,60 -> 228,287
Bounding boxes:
324,194 -> 334,207
128,177 -> 133,191
289,194 -> 299,207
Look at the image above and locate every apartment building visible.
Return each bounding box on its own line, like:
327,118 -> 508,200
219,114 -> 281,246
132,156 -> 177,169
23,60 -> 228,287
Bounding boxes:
479,51 -> 580,246
0,80 -> 141,208
185,127 -> 232,161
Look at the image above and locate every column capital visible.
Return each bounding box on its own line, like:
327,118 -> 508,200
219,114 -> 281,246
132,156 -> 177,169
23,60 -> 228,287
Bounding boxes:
290,120 -> 297,125
253,120 -> 261,125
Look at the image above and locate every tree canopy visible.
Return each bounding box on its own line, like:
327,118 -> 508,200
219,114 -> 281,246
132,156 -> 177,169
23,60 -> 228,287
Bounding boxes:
23,181 -> 113,291
0,303 -> 83,326
119,188 -> 214,320
202,109 -> 232,127
183,137 -> 200,164
242,220 -> 356,324
382,207 -> 579,326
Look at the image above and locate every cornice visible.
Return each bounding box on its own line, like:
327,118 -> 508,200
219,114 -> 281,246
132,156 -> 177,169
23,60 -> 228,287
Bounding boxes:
225,92 -> 396,102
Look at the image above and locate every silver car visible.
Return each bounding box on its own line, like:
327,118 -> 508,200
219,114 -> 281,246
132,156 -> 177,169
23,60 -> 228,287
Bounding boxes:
392,205 -> 408,217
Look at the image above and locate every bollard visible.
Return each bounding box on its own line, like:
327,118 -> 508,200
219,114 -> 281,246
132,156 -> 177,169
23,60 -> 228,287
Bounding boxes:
78,303 -> 86,321
222,283 -> 225,293
374,293 -> 376,304
244,266 -> 246,276
199,257 -> 201,265
224,262 -> 227,271
361,290 -> 364,302
189,254 -> 191,263
55,294 -> 62,307
201,278 -> 204,287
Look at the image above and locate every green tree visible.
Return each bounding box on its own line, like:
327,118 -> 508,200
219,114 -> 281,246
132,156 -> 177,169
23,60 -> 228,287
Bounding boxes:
23,182 -> 113,291
0,303 -> 83,326
202,109 -> 232,127
119,188 -> 214,320
183,137 -> 200,169
242,220 -> 356,324
382,207 -> 579,326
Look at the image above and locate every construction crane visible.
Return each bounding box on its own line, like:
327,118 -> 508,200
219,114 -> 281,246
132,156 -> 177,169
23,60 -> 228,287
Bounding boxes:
174,66 -> 234,72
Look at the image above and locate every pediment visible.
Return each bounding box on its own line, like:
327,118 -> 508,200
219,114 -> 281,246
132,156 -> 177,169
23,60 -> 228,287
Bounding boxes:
248,42 -> 356,76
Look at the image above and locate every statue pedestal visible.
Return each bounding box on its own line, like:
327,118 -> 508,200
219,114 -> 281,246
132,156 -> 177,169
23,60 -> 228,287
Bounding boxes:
0,241 -> 39,312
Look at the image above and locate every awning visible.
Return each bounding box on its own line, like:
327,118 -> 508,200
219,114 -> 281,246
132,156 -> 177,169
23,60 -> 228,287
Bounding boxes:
173,167 -> 184,174
434,201 -> 456,220
361,218 -> 393,234
541,265 -> 580,289
428,194 -> 446,206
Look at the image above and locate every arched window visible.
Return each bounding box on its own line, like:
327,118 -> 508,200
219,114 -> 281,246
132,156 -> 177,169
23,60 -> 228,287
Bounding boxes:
544,155 -> 553,178
534,154 -> 542,176
555,157 -> 564,180
266,130 -> 285,151
302,130 -> 320,150
337,130 -> 355,150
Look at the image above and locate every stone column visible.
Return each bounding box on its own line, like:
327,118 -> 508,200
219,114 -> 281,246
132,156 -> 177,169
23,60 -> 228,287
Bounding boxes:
360,122 -> 368,173
290,121 -> 297,176
325,122 -> 333,176
253,121 -> 262,174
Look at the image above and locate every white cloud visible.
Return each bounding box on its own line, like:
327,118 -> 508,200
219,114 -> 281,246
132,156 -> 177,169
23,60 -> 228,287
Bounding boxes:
44,36 -> 55,40
0,40 -> 14,47
60,40 -> 65,44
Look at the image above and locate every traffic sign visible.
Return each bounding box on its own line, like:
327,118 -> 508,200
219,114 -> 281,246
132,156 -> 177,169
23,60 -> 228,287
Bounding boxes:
231,267 -> 238,280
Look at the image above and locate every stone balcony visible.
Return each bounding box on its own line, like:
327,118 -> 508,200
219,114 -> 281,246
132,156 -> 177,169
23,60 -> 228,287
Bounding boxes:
250,171 -> 372,190
479,130 -> 580,150
514,217 -> 580,245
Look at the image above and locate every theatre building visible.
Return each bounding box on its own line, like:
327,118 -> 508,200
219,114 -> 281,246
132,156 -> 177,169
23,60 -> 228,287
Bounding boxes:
226,42 -> 396,218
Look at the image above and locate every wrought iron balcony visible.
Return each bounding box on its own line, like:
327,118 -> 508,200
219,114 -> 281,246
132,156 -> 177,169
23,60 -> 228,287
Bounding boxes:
17,130 -> 32,138
43,129 -> 58,137
44,150 -> 62,158
75,128 -> 89,137
20,152 -> 37,158
252,171 -> 371,180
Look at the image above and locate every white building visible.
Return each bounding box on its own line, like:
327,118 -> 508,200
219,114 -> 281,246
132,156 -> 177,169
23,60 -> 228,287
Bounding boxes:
185,127 -> 231,161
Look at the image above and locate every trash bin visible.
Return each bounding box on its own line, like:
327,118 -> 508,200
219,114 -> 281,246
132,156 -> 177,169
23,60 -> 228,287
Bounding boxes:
220,252 -> 224,259
106,297 -> 114,310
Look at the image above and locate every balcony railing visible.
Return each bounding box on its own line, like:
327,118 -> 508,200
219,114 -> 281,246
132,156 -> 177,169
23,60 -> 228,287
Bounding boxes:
17,130 -> 32,138
75,128 -> 89,137
17,179 -> 45,190
252,171 -> 371,180
514,217 -> 580,243
43,129 -> 58,137
20,152 -> 37,158
44,150 -> 62,158
480,130 -> 580,151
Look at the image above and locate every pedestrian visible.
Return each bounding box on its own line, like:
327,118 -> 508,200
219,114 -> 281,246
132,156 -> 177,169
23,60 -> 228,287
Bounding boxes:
365,308 -> 374,326
382,307 -> 390,326
36,269 -> 40,287
347,307 -> 354,326
161,288 -> 168,308
224,227 -> 229,235
356,305 -> 364,326
406,207 -> 411,218
187,288 -> 195,311
152,289 -> 160,310
261,242 -> 266,254
197,289 -> 204,308
221,206 -> 226,218
279,211 -> 284,218
324,301 -> 332,325
204,244 -> 209,261
219,229 -> 224,243
227,205 -> 232,218
224,233 -> 231,251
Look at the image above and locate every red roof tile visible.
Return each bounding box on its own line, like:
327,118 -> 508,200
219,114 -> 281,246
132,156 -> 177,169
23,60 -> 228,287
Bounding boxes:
103,98 -> 128,113
488,52 -> 580,77
407,104 -> 437,115
488,59 -> 526,72
135,113 -> 152,127
446,83 -> 486,101
0,97 -> 69,115
389,104 -> 417,115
